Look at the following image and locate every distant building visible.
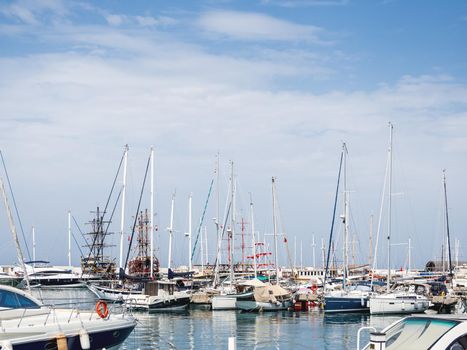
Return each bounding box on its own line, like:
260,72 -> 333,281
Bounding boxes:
425,260 -> 467,272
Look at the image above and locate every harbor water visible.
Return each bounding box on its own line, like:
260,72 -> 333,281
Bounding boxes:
31,288 -> 401,349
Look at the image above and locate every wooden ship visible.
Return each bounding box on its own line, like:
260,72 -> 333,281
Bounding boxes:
128,209 -> 159,279
81,207 -> 116,279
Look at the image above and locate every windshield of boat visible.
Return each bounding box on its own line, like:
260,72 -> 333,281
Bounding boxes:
384,317 -> 458,350
392,284 -> 427,295
0,289 -> 41,309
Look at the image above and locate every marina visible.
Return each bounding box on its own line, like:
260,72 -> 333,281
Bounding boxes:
1,1 -> 467,349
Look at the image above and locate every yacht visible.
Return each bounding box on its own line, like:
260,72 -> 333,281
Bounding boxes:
123,280 -> 191,311
19,261 -> 83,288
358,314 -> 467,350
0,284 -> 136,349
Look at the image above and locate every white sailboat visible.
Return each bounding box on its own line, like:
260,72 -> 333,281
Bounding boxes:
369,123 -> 429,315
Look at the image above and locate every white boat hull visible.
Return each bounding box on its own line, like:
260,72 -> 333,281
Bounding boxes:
236,300 -> 291,312
212,296 -> 237,310
369,296 -> 429,314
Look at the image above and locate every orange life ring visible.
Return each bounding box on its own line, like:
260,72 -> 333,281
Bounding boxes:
96,301 -> 109,319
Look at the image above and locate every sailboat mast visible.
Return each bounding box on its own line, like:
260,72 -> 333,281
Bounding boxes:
68,210 -> 72,267
250,194 -> 257,278
229,161 -> 235,284
312,234 -> 316,268
369,214 -> 373,270
205,226 -> 208,266
387,122 -> 393,293
0,177 -> 30,291
216,153 -> 221,268
200,225 -> 205,271
443,170 -> 453,276
119,144 -> 128,272
32,226 -> 36,266
300,240 -> 303,269
168,192 -> 175,270
188,193 -> 192,271
342,143 -> 349,290
150,147 -> 155,278
272,177 -> 280,284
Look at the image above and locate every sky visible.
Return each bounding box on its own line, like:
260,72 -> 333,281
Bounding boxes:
0,0 -> 466,271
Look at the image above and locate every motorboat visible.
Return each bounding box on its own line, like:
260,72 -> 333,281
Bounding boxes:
124,280 -> 191,311
0,284 -> 136,349
87,282 -> 143,302
358,314 -> 467,350
17,261 -> 83,288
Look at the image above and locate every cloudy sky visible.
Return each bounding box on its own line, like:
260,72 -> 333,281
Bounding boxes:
0,0 -> 466,271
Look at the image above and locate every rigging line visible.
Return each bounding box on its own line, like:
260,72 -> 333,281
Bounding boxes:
0,150 -> 31,261
191,177 -> 214,261
70,228 -> 85,258
100,187 -> 123,258
72,215 -> 90,248
371,140 -> 390,274
124,151 -> 151,272
323,148 -> 343,289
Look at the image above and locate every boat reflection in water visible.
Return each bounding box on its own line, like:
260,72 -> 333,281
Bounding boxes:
28,287 -> 403,350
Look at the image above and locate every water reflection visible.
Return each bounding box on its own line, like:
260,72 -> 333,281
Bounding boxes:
29,288 -> 402,350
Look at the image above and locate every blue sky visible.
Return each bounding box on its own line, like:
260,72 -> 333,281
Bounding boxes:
0,0 -> 466,270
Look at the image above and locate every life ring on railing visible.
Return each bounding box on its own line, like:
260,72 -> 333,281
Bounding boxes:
96,301 -> 109,319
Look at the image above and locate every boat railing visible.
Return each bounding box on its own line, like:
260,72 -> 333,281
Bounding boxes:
4,298 -> 127,329
356,326 -> 376,350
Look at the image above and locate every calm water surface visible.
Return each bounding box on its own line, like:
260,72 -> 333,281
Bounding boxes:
31,288 -> 401,350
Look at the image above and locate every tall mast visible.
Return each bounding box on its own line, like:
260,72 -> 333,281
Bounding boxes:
0,177 -> 30,291
312,234 -> 316,268
187,193 -> 193,271
408,238 -> 411,273
216,153 -> 221,268
200,225 -> 205,272
342,142 -> 349,290
369,214 -> 374,270
68,210 -> 72,267
443,169 -> 453,277
32,226 -> 36,266
229,161 -> 235,284
272,177 -> 280,284
150,147 -> 155,278
250,194 -> 257,278
321,238 -> 325,269
387,122 -> 393,293
119,144 -> 129,272
300,240 -> 303,269
167,192 -> 175,270
294,237 -> 297,270
205,226 -> 208,266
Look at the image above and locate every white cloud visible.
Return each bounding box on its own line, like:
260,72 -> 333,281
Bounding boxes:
261,0 -> 349,7
197,10 -> 324,42
105,14 -> 127,26
0,0 -> 68,25
0,14 -> 466,268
